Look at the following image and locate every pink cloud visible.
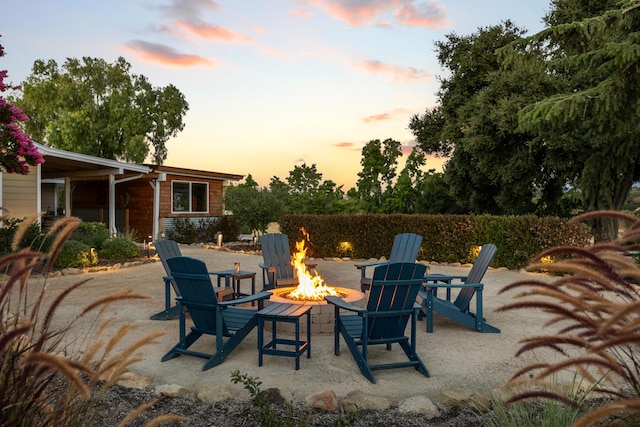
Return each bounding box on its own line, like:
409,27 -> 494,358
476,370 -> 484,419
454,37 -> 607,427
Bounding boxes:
364,107 -> 412,123
290,6 -> 314,19
175,20 -> 253,42
358,60 -> 431,82
301,0 -> 448,28
125,40 -> 212,67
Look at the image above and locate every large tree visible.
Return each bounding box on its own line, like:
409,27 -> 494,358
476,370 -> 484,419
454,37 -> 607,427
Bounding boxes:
515,0 -> 640,240
409,21 -> 571,215
355,138 -> 402,212
13,56 -> 188,164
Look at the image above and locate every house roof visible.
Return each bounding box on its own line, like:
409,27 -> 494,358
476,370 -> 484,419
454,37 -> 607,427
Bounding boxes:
36,142 -> 151,180
149,165 -> 244,181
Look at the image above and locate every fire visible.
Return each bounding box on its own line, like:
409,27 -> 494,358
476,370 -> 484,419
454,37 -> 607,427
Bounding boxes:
287,230 -> 339,301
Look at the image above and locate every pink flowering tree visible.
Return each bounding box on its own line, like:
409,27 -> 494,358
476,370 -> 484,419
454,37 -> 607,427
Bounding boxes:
0,38 -> 44,174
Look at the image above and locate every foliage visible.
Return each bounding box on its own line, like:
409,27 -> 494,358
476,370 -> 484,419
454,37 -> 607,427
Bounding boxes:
483,379 -> 599,427
54,239 -> 97,268
12,56 -> 188,164
216,215 -> 241,243
0,213 -> 174,426
354,138 -> 402,212
515,0 -> 640,240
100,235 -> 140,259
0,36 -> 44,174
498,210 -> 640,426
280,213 -> 591,269
165,217 -> 199,244
224,175 -> 282,235
71,221 -> 110,249
0,215 -> 56,257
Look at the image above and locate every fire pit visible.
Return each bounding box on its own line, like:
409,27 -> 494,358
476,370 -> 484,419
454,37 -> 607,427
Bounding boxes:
262,230 -> 366,334
266,286 -> 366,334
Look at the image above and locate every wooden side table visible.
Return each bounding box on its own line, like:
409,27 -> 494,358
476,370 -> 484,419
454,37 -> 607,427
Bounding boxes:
257,303 -> 311,370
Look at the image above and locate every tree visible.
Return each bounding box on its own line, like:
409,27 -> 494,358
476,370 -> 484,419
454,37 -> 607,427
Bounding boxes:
381,146 -> 426,213
410,21 -> 564,215
0,37 -> 43,174
515,0 -> 640,240
223,175 -> 281,236
355,138 -> 402,212
12,56 -> 188,164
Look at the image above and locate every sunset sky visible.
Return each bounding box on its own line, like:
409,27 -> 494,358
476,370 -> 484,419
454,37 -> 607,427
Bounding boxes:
3,0 -> 549,190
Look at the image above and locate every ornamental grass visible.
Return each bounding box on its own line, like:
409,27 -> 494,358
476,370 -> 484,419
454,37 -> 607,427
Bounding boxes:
0,211 -> 182,426
498,210 -> 640,426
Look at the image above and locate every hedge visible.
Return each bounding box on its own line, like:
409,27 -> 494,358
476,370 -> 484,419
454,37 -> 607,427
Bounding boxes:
279,214 -> 592,270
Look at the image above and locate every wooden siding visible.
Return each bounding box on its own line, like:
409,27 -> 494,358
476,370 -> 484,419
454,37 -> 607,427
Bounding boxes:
2,172 -> 38,219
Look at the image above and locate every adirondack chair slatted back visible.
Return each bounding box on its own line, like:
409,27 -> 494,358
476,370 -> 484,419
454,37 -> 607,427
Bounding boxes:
454,243 -> 497,311
155,240 -> 182,279
166,256 -> 229,336
260,233 -> 294,282
388,233 -> 423,263
366,262 -> 427,339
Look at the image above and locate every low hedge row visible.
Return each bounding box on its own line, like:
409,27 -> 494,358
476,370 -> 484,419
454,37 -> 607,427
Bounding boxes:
279,214 -> 592,270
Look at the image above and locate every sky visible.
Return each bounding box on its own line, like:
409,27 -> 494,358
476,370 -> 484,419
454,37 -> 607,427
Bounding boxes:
3,0 -> 550,190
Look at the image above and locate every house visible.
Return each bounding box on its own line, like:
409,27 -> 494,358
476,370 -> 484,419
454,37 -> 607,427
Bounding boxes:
0,143 -> 243,241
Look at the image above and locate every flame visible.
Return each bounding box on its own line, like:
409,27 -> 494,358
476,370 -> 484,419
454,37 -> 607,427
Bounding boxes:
287,228 -> 339,301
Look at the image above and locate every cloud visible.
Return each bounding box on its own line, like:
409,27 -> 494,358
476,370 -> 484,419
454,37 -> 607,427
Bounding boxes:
125,40 -> 211,66
290,6 -> 314,19
358,59 -> 431,82
175,21 -> 254,42
299,0 -> 448,28
158,0 -> 221,22
156,0 -> 253,43
363,107 -> 412,123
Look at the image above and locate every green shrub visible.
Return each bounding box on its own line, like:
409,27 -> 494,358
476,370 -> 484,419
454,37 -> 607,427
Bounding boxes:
100,236 -> 140,259
54,240 -> 97,268
217,215 -> 241,243
72,221 -> 110,249
197,217 -> 218,242
166,218 -> 198,244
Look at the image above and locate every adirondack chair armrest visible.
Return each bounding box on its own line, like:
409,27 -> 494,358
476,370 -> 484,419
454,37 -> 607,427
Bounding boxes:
218,291 -> 272,307
423,274 -> 468,283
354,261 -> 385,270
424,282 -> 483,290
325,296 -> 366,314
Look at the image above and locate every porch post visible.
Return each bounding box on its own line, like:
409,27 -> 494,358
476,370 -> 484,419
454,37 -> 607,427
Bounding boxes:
109,174 -> 116,236
64,178 -> 71,217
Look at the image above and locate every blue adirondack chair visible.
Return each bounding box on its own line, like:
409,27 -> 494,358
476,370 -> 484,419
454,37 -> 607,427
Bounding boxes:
355,233 -> 423,292
150,239 -> 183,320
326,262 -> 429,384
161,256 -> 272,370
151,239 -> 227,320
259,233 -> 317,290
419,243 -> 500,333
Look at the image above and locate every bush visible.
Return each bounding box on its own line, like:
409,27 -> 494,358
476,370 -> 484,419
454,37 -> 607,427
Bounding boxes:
166,218 -> 198,244
197,217 -> 219,242
100,236 -> 140,259
71,221 -> 110,249
217,215 -> 241,243
54,239 -> 97,268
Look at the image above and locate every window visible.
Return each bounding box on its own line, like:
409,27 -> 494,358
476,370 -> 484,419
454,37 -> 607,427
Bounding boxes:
172,181 -> 208,213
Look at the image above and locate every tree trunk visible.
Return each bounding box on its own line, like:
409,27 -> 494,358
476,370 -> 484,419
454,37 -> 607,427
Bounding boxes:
591,216 -> 619,243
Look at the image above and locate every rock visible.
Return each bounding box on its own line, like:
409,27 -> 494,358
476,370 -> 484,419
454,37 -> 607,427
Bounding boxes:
155,384 -> 191,397
439,388 -> 489,412
62,268 -> 84,275
117,372 -> 151,390
398,395 -> 440,418
342,390 -> 390,413
196,384 -> 241,403
305,390 -> 339,412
